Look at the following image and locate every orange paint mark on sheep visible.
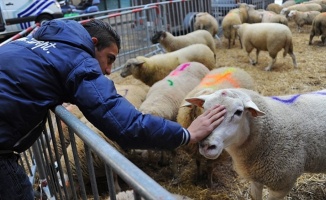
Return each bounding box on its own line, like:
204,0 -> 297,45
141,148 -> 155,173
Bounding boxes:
199,68 -> 240,88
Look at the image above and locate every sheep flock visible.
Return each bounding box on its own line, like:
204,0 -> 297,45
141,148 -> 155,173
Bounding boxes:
60,1 -> 326,199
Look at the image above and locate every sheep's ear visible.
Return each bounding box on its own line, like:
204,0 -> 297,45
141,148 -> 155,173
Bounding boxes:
134,60 -> 145,66
162,31 -> 167,38
185,95 -> 209,108
243,100 -> 265,117
180,101 -> 192,107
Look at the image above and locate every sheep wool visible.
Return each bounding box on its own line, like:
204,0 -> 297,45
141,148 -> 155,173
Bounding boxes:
266,3 -> 283,14
186,88 -> 326,200
309,12 -> 326,45
120,44 -> 216,86
247,5 -> 263,23
150,29 -> 217,57
193,12 -> 219,38
280,3 -> 322,17
261,10 -> 288,26
139,62 -> 209,121
222,3 -> 250,48
234,23 -> 297,71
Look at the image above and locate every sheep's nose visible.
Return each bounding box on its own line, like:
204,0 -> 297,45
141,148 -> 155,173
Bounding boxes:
207,145 -> 217,150
199,142 -> 216,151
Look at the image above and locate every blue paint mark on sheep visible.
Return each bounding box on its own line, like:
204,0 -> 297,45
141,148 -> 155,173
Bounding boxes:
167,79 -> 174,86
271,95 -> 300,104
270,91 -> 326,104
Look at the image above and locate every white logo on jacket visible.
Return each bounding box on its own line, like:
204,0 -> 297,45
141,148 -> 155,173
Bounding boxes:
18,37 -> 57,54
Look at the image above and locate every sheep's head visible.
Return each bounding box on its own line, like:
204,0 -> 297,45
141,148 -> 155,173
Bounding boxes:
120,58 -> 145,77
150,31 -> 166,44
288,10 -> 296,18
185,88 -> 265,159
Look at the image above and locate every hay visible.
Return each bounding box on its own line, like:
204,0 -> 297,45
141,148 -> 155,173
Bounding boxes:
108,20 -> 326,199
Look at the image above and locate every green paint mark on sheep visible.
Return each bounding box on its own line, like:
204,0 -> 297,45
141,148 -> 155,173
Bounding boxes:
167,79 -> 174,86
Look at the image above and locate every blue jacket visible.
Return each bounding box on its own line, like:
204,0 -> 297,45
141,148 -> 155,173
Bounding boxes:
0,19 -> 189,152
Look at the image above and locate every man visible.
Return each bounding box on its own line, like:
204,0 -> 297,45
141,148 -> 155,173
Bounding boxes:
0,19 -> 225,199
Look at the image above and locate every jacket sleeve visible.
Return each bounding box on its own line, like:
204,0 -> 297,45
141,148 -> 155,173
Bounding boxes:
66,59 -> 190,150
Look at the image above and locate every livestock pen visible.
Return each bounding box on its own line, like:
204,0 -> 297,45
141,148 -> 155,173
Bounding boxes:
3,0 -> 319,200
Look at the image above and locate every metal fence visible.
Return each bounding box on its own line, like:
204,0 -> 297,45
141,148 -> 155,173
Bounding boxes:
1,0 -> 276,199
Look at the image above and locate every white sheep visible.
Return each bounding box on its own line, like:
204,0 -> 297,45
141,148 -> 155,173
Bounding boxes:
282,0 -> 296,8
261,11 -> 289,26
176,67 -> 255,187
119,44 -> 216,86
193,12 -> 220,40
280,3 -> 322,17
266,3 -> 283,14
247,4 -> 263,23
139,61 -> 209,124
309,12 -> 326,45
185,88 -> 326,200
288,10 -> 320,32
222,3 -> 250,49
139,62 -> 210,178
234,23 -> 297,71
150,29 -> 217,55
303,0 -> 326,12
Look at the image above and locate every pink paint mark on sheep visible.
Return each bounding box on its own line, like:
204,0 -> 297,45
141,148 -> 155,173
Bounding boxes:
169,62 -> 191,76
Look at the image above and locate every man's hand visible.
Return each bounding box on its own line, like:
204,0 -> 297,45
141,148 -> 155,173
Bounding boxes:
187,104 -> 226,144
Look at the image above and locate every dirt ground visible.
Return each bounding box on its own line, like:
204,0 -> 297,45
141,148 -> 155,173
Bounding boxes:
108,20 -> 326,200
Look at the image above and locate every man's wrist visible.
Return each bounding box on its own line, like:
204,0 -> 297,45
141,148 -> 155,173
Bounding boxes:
180,128 -> 190,145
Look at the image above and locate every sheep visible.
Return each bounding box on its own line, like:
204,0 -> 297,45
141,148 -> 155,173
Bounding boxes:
281,0 -> 296,8
193,12 -> 220,40
222,3 -> 250,49
138,62 -> 210,178
150,29 -> 217,56
247,4 -> 263,23
119,44 -> 216,86
176,67 -> 255,187
288,10 -> 321,32
234,23 -> 297,71
266,3 -> 283,14
261,10 -> 289,26
139,62 -> 209,124
280,3 -> 322,17
185,88 -> 326,200
309,12 -> 326,45
303,0 -> 326,12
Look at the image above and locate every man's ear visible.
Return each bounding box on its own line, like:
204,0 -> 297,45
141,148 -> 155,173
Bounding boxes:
91,37 -> 98,45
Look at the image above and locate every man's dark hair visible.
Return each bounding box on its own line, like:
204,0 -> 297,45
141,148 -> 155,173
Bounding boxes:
82,19 -> 121,51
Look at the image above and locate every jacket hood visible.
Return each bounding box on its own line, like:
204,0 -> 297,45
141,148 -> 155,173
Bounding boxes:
33,19 -> 95,57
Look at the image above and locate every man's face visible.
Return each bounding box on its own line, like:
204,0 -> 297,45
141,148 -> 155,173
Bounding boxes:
93,38 -> 119,75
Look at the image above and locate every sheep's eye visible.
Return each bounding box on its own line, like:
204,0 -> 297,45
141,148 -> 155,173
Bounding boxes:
234,110 -> 243,116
